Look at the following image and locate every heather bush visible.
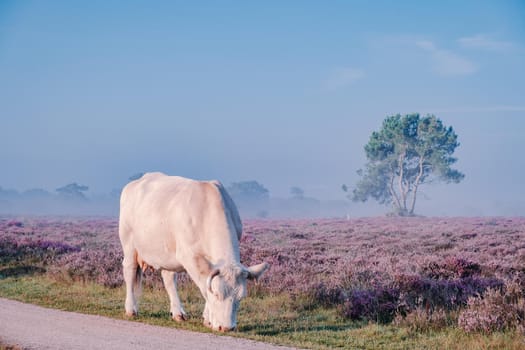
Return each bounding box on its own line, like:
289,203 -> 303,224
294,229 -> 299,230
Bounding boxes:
50,249 -> 124,288
395,274 -> 503,313
0,235 -> 79,265
49,248 -> 181,289
307,274 -> 505,324
420,256 -> 481,279
310,282 -> 346,307
458,289 -> 517,332
458,280 -> 525,333
339,286 -> 399,323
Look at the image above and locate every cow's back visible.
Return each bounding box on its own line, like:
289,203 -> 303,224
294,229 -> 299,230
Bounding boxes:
119,172 -> 192,229
119,172 -> 242,270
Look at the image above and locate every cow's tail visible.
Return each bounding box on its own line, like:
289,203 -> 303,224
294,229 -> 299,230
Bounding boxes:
134,265 -> 143,297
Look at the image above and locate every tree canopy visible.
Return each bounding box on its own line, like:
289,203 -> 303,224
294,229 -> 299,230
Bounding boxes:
290,186 -> 305,199
227,181 -> 269,202
227,180 -> 270,218
349,114 -> 464,216
56,183 -> 89,200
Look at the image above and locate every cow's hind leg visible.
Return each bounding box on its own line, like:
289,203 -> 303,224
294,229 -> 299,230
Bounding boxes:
122,250 -> 141,317
161,269 -> 187,321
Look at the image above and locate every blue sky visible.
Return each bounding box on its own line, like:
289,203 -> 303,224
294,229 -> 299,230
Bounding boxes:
1,1 -> 524,215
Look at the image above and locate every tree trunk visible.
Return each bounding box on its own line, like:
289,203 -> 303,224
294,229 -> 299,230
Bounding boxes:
397,150 -> 408,215
409,156 -> 425,215
388,172 -> 402,212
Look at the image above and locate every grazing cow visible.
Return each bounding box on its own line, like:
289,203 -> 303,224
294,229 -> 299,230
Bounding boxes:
118,172 -> 268,332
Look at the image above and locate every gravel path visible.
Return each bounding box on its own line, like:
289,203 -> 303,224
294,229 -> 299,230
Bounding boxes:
0,298 -> 298,350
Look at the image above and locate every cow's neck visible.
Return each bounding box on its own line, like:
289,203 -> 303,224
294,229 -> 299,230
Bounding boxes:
207,228 -> 241,266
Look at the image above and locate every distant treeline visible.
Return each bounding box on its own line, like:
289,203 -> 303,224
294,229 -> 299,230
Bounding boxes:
0,184 -> 120,216
0,181 -> 351,218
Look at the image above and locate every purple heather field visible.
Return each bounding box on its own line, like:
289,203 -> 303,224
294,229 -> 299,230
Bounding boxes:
1,216 -> 524,332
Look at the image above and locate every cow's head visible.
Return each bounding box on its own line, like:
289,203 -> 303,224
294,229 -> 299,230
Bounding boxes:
205,262 -> 269,332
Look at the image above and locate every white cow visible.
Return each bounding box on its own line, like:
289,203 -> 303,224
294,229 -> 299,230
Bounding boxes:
118,173 -> 268,332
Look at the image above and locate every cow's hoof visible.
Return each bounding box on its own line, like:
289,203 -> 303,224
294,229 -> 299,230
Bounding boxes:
125,311 -> 138,318
171,312 -> 187,322
203,320 -> 212,328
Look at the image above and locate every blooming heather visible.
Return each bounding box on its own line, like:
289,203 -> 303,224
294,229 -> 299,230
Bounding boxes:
1,216 -> 524,331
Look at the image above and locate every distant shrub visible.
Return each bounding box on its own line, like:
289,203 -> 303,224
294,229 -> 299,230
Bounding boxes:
6,220 -> 23,228
0,237 -> 19,263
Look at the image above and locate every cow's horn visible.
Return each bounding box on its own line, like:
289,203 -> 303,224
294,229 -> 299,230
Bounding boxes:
206,268 -> 220,294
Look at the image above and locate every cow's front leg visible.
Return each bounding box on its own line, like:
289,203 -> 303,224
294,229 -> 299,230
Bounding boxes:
161,269 -> 187,321
122,254 -> 140,317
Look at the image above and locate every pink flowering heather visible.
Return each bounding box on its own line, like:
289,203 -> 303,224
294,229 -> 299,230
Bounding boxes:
2,215 -> 524,330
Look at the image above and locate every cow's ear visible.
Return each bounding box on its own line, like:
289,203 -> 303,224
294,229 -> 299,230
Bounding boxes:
246,262 -> 269,281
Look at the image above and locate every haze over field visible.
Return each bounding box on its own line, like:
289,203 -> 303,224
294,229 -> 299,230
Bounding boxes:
1,1 -> 524,217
